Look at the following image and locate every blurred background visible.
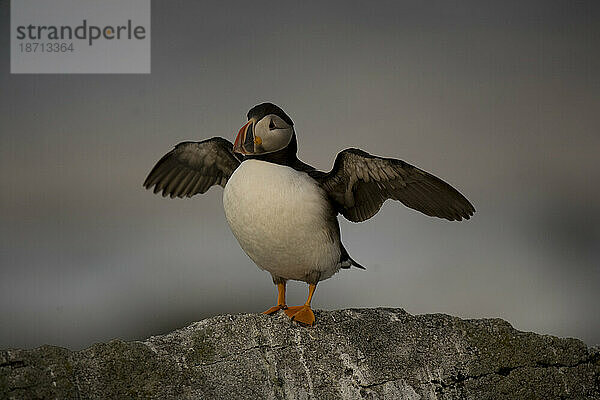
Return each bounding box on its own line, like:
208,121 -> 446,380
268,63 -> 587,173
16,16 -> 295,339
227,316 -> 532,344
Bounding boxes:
1,0 -> 599,350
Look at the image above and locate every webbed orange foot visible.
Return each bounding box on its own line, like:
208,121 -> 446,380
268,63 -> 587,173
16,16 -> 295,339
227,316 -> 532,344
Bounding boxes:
284,305 -> 304,318
262,304 -> 288,315
285,305 -> 315,326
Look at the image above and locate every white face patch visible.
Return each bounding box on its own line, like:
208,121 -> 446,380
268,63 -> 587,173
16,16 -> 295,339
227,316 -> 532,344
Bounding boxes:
253,114 -> 294,154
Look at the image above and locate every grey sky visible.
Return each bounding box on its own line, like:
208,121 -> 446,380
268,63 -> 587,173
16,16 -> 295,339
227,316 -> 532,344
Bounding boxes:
1,0 -> 599,349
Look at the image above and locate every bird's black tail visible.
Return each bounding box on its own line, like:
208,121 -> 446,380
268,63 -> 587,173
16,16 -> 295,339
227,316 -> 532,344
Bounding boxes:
339,244 -> 365,270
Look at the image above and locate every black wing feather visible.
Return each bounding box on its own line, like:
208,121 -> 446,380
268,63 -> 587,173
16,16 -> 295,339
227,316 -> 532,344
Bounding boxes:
143,137 -> 241,198
310,148 -> 475,222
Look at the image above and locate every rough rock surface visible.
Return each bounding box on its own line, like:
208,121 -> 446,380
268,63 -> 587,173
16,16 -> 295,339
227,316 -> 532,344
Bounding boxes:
1,308 -> 599,399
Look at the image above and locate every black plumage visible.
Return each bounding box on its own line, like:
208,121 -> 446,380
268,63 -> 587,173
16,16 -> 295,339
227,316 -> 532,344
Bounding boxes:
309,148 -> 475,222
143,137 -> 240,198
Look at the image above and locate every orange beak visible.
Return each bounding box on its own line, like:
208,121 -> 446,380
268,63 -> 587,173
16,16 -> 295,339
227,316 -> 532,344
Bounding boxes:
233,120 -> 253,154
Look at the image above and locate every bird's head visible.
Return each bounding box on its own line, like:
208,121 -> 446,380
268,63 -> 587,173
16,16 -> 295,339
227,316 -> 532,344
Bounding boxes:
233,103 -> 295,155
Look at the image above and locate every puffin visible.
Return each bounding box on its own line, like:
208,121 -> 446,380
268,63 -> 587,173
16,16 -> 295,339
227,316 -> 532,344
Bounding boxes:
143,102 -> 475,325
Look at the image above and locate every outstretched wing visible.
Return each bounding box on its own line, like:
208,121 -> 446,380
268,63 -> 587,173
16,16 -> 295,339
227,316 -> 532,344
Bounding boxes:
143,137 -> 241,198
310,148 -> 475,222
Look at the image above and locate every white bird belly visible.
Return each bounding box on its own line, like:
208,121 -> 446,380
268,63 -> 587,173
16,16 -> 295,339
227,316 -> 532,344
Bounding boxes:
223,160 -> 341,282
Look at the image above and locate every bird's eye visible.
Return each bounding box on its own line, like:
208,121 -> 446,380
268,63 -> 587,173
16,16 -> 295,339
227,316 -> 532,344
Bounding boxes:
269,120 -> 276,130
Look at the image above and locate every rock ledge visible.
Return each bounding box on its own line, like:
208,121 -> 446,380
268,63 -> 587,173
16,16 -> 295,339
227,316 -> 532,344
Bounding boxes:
1,308 -> 599,399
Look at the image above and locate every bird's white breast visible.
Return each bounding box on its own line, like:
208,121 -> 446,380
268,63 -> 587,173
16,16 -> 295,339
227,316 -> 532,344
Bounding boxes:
223,160 -> 340,281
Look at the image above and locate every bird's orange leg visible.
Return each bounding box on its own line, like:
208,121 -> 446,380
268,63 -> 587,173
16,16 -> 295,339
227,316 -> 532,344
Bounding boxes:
285,284 -> 316,326
263,283 -> 288,314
